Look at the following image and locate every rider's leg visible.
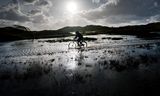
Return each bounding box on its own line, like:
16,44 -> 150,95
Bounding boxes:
80,39 -> 84,46
79,41 -> 83,46
77,39 -> 81,46
78,42 -> 81,46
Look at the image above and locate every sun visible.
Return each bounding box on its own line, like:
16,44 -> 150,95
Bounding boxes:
66,1 -> 78,14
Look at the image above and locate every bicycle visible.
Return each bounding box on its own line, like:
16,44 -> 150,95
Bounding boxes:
68,40 -> 87,49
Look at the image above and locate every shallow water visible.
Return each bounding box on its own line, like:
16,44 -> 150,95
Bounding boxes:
0,35 -> 160,96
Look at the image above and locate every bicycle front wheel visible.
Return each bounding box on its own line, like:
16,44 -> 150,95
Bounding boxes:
68,41 -> 77,49
81,41 -> 87,48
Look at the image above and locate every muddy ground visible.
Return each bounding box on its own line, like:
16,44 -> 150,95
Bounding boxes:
0,35 -> 160,96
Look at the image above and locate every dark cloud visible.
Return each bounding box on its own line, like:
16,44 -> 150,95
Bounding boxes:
0,9 -> 29,22
0,0 -> 52,24
0,0 -> 29,22
29,9 -> 42,15
35,0 -> 51,6
23,0 -> 36,3
80,0 -> 160,25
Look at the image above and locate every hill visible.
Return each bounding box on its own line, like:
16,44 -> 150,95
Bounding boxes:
0,22 -> 160,42
0,25 -> 33,42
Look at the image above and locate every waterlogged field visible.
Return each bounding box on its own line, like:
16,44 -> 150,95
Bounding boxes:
0,35 -> 160,96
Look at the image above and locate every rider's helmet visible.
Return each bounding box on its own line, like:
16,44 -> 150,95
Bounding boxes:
76,31 -> 79,35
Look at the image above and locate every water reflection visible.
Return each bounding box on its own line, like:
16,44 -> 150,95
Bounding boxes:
66,49 -> 78,70
66,49 -> 84,70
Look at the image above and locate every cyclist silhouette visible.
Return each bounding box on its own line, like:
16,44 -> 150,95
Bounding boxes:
74,31 -> 84,46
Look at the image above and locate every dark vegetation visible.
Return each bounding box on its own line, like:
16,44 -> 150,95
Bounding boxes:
0,25 -> 33,42
39,37 -> 97,43
0,22 -> 160,42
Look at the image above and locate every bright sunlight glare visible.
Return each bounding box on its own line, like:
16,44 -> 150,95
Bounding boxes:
66,1 -> 78,14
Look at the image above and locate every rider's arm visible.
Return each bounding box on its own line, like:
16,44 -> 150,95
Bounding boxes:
74,35 -> 78,40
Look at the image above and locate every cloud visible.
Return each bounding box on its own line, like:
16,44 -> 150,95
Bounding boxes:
92,0 -> 101,3
147,15 -> 160,23
0,0 -> 30,22
0,0 -> 53,30
35,0 -> 51,6
107,0 -> 120,5
80,0 -> 160,26
23,0 -> 36,3
1,0 -> 160,30
0,9 -> 30,22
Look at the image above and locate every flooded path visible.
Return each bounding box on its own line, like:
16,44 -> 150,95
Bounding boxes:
0,35 -> 160,96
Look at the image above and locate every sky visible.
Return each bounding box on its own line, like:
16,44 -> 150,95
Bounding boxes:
0,0 -> 160,31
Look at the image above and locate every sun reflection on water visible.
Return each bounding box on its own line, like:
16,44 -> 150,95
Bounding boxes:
66,49 -> 79,70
